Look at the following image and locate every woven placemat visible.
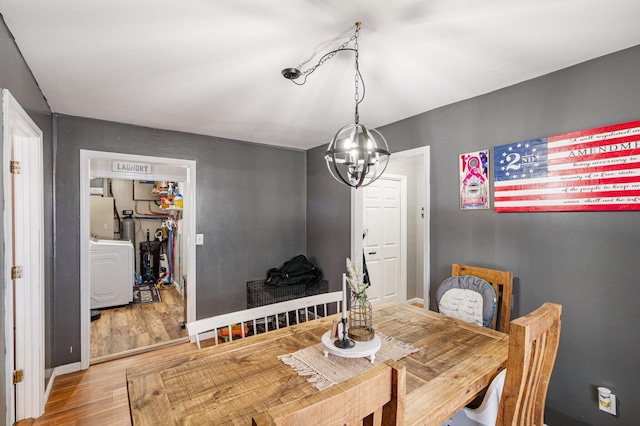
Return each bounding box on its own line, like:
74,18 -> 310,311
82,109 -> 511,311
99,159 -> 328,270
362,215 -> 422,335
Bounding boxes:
278,332 -> 418,390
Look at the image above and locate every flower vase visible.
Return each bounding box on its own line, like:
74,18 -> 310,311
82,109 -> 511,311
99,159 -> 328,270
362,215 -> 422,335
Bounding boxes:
348,293 -> 375,341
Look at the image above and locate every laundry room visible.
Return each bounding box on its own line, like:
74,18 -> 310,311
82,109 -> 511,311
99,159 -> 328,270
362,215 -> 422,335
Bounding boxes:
89,177 -> 187,360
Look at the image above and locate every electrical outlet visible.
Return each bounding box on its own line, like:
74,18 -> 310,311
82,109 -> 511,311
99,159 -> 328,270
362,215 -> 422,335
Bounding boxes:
598,387 -> 616,415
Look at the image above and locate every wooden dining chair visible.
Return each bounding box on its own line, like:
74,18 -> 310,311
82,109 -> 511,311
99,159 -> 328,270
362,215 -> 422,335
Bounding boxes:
450,302 -> 562,426
252,360 -> 406,426
496,302 -> 562,425
452,264 -> 513,333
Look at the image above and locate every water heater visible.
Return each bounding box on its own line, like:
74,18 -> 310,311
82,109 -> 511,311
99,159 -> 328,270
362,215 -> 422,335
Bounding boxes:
121,210 -> 135,248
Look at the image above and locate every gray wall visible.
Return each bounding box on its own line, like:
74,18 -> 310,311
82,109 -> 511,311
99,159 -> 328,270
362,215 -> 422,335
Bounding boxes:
306,147 -> 351,294
54,115 -> 306,365
0,15 -> 54,421
307,45 -> 640,425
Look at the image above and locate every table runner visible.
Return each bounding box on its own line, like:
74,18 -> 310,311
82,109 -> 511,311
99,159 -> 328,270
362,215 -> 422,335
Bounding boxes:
278,332 -> 418,390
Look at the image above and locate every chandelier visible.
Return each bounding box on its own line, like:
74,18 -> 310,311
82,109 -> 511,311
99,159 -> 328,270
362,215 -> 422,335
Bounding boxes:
282,22 -> 390,189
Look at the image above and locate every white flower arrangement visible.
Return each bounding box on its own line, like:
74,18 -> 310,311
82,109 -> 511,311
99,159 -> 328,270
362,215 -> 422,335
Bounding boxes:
346,257 -> 369,298
346,257 -> 373,332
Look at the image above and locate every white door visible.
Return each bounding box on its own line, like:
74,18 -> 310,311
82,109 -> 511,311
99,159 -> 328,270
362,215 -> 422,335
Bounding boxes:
362,175 -> 406,304
352,147 -> 431,310
2,89 -> 45,424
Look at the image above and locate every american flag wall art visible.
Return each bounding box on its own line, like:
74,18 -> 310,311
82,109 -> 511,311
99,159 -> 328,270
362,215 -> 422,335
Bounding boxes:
494,119 -> 640,212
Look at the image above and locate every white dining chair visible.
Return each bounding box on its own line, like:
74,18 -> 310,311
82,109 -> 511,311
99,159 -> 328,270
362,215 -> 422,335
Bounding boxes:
443,369 -> 506,426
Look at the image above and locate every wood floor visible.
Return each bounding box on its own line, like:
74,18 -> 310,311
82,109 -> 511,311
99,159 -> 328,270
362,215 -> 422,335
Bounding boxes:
31,291 -> 217,426
32,342 -> 197,425
90,285 -> 187,362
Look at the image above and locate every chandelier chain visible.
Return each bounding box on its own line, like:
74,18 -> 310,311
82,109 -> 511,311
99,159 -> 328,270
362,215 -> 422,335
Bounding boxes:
300,33 -> 357,78
354,24 -> 360,124
297,25 -> 354,70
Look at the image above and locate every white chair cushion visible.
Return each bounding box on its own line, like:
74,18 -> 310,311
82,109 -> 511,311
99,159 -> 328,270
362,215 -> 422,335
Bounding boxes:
439,288 -> 485,326
436,275 -> 496,327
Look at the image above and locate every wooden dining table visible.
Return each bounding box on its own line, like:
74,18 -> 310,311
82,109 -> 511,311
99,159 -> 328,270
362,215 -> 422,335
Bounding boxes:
127,301 -> 508,425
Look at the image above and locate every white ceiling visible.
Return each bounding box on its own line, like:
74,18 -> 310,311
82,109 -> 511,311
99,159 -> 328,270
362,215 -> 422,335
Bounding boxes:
2,1 -> 640,150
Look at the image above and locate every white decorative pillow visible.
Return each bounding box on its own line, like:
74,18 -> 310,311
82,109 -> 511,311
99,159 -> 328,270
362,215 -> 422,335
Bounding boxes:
439,288 -> 484,326
436,275 -> 496,327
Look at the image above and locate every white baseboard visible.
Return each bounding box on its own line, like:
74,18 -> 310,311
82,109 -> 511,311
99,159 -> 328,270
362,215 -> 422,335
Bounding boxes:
44,361 -> 83,404
406,297 -> 424,306
54,361 -> 83,376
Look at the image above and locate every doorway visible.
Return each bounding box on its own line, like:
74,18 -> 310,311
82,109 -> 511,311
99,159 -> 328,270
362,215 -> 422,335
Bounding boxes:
88,177 -> 187,361
2,89 -> 45,423
351,146 -> 430,307
80,150 -> 197,369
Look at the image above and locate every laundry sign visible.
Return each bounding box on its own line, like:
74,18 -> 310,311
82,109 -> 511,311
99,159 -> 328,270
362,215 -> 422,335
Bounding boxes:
112,161 -> 152,174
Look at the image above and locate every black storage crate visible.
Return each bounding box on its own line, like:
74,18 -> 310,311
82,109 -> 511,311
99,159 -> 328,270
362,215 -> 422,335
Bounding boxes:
246,279 -> 329,309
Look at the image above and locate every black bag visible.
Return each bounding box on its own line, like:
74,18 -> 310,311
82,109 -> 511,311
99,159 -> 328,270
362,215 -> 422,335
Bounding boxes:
266,255 -> 322,287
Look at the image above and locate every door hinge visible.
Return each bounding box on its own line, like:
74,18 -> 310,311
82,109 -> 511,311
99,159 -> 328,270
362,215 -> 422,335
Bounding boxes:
11,266 -> 23,279
12,370 -> 23,384
10,161 -> 21,174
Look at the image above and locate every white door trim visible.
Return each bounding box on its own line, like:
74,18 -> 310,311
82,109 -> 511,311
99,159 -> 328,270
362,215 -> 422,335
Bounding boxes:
79,150 -> 197,369
351,146 -> 431,307
2,89 -> 45,423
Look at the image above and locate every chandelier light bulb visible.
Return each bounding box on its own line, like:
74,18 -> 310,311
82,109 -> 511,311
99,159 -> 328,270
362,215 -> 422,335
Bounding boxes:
325,123 -> 390,188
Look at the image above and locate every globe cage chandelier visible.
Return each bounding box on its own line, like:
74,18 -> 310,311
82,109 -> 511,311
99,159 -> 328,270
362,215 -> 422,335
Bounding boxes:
282,22 -> 390,189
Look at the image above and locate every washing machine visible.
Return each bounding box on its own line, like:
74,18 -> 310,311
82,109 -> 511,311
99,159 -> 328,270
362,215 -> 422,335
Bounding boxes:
90,238 -> 134,309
